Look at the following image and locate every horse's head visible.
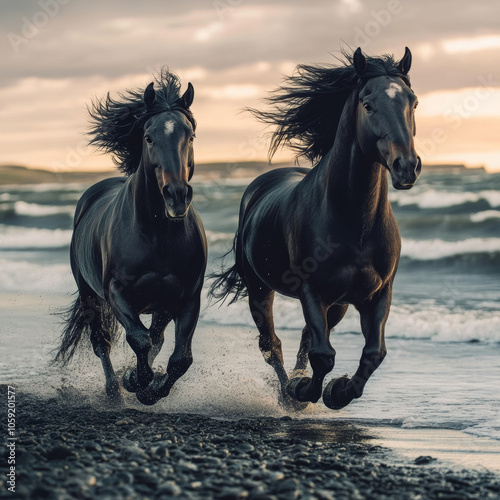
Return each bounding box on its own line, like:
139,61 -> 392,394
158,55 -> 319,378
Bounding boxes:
354,47 -> 421,190
142,82 -> 196,219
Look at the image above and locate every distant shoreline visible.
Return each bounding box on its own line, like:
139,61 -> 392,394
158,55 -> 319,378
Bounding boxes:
0,162 -> 485,185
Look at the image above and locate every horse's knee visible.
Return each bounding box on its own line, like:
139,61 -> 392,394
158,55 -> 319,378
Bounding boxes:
168,354 -> 193,378
362,347 -> 387,371
308,348 -> 336,374
126,329 -> 152,353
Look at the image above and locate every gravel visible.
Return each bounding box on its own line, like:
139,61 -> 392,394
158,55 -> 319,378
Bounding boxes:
1,389 -> 499,500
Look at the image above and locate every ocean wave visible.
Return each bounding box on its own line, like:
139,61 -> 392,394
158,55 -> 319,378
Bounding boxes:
401,237 -> 500,261
206,232 -> 500,263
0,224 -> 72,249
390,188 -> 500,209
470,210 -> 500,222
202,292 -> 500,344
14,201 -> 75,217
0,258 -> 72,293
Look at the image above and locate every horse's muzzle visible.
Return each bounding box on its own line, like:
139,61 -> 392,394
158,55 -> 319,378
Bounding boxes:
390,155 -> 421,190
163,183 -> 193,219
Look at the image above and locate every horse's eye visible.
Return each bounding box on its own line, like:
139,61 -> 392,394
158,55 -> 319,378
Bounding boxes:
189,134 -> 195,142
363,103 -> 374,113
145,135 -> 153,144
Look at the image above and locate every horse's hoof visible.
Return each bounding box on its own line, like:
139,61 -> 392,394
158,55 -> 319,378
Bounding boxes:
323,377 -> 353,410
106,380 -> 124,405
122,369 -> 140,393
277,377 -> 310,412
135,372 -> 168,406
286,377 -> 311,402
278,389 -> 310,412
136,388 -> 160,406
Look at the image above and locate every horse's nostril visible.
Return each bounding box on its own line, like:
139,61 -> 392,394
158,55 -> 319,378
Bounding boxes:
415,157 -> 422,175
163,185 -> 174,205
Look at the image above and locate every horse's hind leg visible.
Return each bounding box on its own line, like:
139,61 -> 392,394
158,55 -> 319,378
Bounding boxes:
82,295 -> 122,403
89,326 -> 121,403
291,326 -> 310,376
243,271 -> 301,408
149,312 -> 171,365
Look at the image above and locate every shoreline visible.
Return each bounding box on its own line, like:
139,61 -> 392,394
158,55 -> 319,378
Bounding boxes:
1,389 -> 499,499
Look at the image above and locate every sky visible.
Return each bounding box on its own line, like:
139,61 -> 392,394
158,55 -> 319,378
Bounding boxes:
1,0 -> 500,172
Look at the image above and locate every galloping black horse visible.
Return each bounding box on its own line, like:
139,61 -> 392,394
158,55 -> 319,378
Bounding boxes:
211,48 -> 420,410
56,71 -> 207,405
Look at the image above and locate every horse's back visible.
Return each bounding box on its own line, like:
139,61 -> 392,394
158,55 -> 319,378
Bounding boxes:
74,177 -> 125,229
240,166 -> 309,221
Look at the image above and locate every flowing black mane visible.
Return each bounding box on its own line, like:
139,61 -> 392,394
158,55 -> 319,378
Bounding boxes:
250,49 -> 411,164
88,69 -> 196,175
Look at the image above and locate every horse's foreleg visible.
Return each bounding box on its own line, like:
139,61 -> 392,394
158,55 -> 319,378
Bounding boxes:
292,304 -> 348,376
287,283 -> 335,403
108,279 -> 153,389
123,312 -> 171,393
136,291 -> 201,405
323,287 -> 390,410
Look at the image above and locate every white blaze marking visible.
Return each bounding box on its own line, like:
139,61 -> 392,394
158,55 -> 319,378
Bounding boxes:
385,82 -> 403,99
164,120 -> 175,135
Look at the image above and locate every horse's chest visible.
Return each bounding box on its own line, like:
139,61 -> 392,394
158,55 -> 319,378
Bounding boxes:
132,272 -> 185,313
320,245 -> 392,303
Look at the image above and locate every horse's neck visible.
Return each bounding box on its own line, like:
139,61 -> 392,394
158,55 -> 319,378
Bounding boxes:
315,92 -> 388,234
128,161 -> 165,225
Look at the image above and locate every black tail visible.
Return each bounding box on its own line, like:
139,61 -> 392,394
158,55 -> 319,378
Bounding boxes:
208,232 -> 247,305
54,295 -> 120,365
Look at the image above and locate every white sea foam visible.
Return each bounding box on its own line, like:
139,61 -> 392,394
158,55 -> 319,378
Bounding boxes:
0,224 -> 72,249
14,201 -> 75,217
390,188 -> 500,209
0,258 -> 72,293
401,237 -> 500,260
202,292 -> 500,344
207,234 -> 500,261
470,210 -> 500,222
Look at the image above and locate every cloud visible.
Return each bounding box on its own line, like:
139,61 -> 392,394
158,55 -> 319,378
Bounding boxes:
1,0 -> 500,170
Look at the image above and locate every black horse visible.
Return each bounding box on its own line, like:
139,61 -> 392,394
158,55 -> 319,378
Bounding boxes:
211,48 -> 420,410
56,71 -> 207,405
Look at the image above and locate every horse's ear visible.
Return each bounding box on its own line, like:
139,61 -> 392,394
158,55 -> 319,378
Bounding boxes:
398,47 -> 412,75
353,47 -> 367,76
181,82 -> 194,109
144,82 -> 156,109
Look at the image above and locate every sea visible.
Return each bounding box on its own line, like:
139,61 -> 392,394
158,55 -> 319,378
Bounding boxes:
1,165 -> 499,446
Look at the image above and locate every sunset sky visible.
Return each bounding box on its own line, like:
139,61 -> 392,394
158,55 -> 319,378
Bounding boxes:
1,0 -> 500,172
